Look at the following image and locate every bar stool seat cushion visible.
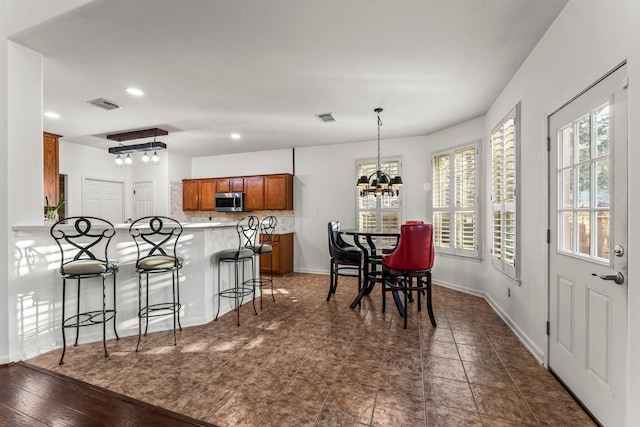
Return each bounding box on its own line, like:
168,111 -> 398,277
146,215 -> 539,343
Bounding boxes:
137,255 -> 183,270
218,247 -> 254,260
62,259 -> 119,275
250,243 -> 272,254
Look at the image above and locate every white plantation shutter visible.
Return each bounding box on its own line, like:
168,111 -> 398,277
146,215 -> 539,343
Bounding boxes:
432,142 -> 479,257
491,105 -> 520,278
356,158 -> 402,244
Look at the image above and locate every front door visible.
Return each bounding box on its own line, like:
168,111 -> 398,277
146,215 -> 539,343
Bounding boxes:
548,64 -> 628,426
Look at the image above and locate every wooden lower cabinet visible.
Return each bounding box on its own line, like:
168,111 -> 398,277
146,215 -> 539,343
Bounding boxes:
260,233 -> 293,276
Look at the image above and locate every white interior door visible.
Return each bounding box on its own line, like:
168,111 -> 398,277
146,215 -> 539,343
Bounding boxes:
83,178 -> 124,223
548,64 -> 628,427
133,180 -> 155,218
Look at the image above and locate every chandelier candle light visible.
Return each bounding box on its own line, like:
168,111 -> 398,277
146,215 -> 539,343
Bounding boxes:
357,108 -> 403,197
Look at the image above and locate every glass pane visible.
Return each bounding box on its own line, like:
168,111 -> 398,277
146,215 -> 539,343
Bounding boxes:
504,122 -> 516,203
560,125 -> 574,167
595,158 -> 609,208
504,211 -> 516,266
455,211 -> 475,251
578,164 -> 591,208
455,148 -> 476,207
433,212 -> 450,248
595,105 -> 610,157
596,211 -> 610,259
492,211 -> 502,260
433,154 -> 450,208
358,212 -> 377,232
578,115 -> 591,162
560,211 -> 574,252
561,168 -> 574,208
492,130 -> 503,203
578,211 -> 590,255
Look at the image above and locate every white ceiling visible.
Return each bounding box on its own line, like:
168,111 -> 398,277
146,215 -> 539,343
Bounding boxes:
12,0 -> 568,158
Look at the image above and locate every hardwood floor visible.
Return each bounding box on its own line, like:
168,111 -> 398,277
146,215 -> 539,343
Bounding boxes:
0,362 -> 217,427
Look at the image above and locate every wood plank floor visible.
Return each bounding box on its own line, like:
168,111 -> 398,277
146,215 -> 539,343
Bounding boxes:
0,362 -> 218,427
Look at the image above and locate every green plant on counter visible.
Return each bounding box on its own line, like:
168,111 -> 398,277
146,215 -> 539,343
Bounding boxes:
46,195 -> 65,223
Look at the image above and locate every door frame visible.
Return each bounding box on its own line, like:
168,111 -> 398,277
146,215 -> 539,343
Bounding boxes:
545,60 -> 628,416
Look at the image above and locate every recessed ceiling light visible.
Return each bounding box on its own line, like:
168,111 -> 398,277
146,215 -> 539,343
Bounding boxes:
44,111 -> 60,119
230,133 -> 241,140
126,87 -> 144,96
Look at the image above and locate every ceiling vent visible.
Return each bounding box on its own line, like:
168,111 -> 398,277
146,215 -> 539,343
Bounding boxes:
316,112 -> 336,123
87,98 -> 121,111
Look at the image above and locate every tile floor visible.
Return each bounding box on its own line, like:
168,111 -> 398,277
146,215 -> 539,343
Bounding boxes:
27,273 -> 597,426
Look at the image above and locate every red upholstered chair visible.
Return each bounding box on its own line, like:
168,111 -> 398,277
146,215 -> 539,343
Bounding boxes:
382,222 -> 436,328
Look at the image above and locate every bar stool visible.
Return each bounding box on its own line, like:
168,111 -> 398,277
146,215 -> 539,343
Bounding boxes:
250,216 -> 277,309
129,216 -> 183,351
382,222 -> 437,329
50,216 -> 119,365
216,216 -> 259,326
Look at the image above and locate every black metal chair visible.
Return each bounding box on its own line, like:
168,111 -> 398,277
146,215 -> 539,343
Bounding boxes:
327,221 -> 363,302
50,216 -> 119,365
216,216 -> 259,326
250,216 -> 277,309
129,216 -> 183,351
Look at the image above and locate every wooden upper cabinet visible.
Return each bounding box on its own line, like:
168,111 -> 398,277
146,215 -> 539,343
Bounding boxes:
182,180 -> 200,211
217,177 -> 243,193
265,174 -> 293,210
199,179 -> 216,210
43,132 -> 61,206
244,176 -> 265,211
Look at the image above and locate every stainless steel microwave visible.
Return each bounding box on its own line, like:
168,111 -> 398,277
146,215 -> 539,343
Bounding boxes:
214,192 -> 245,212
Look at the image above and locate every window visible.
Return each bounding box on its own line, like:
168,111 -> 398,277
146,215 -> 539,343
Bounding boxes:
432,142 -> 480,258
491,104 -> 520,279
356,158 -> 401,242
557,102 -> 610,261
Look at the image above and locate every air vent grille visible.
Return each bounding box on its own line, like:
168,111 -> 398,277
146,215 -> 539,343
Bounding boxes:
87,98 -> 121,111
316,112 -> 336,123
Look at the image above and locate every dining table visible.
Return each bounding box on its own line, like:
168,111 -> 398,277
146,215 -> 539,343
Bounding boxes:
338,228 -> 404,313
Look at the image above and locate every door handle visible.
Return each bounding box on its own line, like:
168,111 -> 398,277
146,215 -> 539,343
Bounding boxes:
591,272 -> 625,285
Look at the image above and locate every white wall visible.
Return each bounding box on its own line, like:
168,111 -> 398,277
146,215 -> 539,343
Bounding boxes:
192,149 -> 293,178
626,0 -> 640,424
59,140 -> 133,220
294,116 -> 484,280
1,0 -> 10,363
482,0 -> 629,362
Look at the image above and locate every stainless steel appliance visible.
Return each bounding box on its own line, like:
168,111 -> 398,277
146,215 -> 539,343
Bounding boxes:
215,192 -> 245,212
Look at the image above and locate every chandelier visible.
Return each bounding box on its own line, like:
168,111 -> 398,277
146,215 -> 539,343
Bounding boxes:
356,108 -> 403,197
107,128 -> 167,167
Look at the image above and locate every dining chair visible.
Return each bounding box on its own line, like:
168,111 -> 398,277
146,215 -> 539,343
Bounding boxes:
129,216 -> 184,351
50,216 -> 119,364
382,222 -> 437,328
327,221 -> 363,302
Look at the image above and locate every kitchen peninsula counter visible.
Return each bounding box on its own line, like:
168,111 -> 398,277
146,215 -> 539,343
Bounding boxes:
9,220 -> 257,362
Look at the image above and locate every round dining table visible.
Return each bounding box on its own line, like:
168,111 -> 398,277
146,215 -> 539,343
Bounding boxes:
338,228 -> 403,312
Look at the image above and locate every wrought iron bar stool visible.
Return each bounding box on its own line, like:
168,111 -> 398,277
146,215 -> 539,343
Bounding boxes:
249,216 -> 277,309
129,216 -> 183,351
50,216 -> 119,365
216,216 -> 259,326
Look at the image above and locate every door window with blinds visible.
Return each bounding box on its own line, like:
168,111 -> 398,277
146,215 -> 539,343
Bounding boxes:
356,158 -> 401,243
491,104 -> 520,279
432,142 -> 480,258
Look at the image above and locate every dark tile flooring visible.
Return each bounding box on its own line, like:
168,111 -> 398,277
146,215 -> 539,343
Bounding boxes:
27,273 -> 596,426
